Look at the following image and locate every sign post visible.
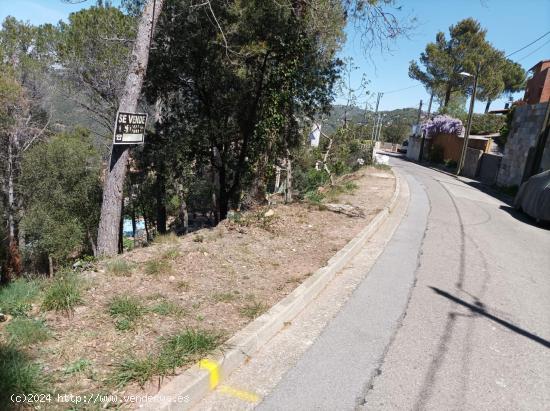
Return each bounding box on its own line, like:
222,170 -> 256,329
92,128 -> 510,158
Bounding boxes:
113,112 -> 148,145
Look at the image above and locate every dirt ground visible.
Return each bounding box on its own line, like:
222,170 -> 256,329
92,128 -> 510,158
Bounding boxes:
4,166 -> 395,407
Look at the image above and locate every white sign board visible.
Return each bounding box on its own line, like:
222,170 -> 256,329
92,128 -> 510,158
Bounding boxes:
113,112 -> 147,145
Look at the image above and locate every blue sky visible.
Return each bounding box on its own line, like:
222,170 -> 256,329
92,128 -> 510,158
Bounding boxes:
1,0 -> 549,113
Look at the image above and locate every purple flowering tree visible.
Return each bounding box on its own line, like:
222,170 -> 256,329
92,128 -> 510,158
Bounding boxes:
422,115 -> 463,137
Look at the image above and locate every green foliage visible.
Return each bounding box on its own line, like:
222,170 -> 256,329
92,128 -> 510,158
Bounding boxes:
382,123 -> 409,144
111,329 -> 221,388
409,18 -> 525,107
5,318 -> 50,346
20,129 -> 102,266
110,355 -> 158,388
0,278 -> 40,317
64,358 -> 92,375
57,4 -> 136,130
42,273 -> 82,313
151,300 -> 184,316
157,329 -> 222,372
108,295 -> 146,331
0,344 -> 50,405
429,145 -> 444,164
467,113 -> 506,135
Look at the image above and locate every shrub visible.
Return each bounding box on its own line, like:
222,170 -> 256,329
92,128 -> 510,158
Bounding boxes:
0,345 -> 50,405
42,273 -> 82,313
5,318 -> 50,346
0,278 -> 40,317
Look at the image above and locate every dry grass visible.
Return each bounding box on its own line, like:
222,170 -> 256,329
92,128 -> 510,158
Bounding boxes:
0,166 -> 395,402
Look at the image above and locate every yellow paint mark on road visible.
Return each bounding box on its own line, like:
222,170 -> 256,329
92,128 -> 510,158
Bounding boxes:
199,359 -> 219,389
219,385 -> 261,403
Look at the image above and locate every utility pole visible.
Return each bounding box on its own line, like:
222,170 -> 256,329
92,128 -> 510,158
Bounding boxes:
418,93 -> 432,162
457,63 -> 480,176
371,92 -> 383,140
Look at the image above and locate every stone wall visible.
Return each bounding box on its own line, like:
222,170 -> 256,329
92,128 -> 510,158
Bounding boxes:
497,102 -> 549,187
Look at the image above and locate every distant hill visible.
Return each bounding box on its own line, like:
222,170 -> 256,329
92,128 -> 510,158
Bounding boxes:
321,105 -> 420,136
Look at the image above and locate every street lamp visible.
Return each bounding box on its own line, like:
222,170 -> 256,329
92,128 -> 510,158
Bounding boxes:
456,64 -> 480,175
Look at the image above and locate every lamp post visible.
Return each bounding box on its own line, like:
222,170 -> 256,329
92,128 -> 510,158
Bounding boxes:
456,63 -> 480,175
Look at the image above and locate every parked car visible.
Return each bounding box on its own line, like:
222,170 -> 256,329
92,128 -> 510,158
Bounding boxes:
398,140 -> 408,154
514,170 -> 550,222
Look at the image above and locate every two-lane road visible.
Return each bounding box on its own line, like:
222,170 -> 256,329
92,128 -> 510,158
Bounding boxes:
197,156 -> 550,411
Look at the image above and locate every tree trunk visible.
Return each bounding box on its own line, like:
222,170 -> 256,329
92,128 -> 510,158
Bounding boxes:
96,0 -> 164,257
155,171 -> 167,234
285,154 -> 292,203
48,255 -> 53,278
118,200 -> 124,254
4,133 -> 22,281
443,83 -> 452,107
485,99 -> 492,113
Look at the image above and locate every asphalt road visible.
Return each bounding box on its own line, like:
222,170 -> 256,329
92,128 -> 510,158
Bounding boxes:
195,157 -> 550,411
258,157 -> 550,411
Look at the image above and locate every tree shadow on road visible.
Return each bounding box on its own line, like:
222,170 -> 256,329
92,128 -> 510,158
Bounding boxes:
429,286 -> 550,349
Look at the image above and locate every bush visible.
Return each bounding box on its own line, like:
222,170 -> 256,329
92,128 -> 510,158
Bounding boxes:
5,318 -> 50,346
20,129 -> 102,269
0,345 -> 50,405
0,278 -> 40,317
42,273 -> 82,313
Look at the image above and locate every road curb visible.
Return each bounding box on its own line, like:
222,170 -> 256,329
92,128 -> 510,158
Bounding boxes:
139,169 -> 403,411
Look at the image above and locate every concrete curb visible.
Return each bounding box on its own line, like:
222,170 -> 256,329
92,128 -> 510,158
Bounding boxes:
139,170 -> 403,411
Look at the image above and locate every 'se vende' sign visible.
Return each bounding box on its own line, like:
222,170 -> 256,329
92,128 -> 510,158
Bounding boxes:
113,112 -> 147,145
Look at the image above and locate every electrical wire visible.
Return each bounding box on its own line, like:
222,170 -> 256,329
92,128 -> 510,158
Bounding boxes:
517,37 -> 550,62
382,84 -> 422,94
505,30 -> 550,58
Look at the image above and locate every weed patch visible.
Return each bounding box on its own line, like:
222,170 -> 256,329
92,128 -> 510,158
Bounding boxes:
111,329 -> 222,388
64,358 -> 92,375
144,259 -> 172,276
5,318 -> 50,346
0,278 -> 40,317
0,345 -> 50,405
108,296 -> 146,331
212,292 -> 236,303
105,259 -> 133,276
151,300 -> 184,317
240,301 -> 267,319
42,273 -> 82,314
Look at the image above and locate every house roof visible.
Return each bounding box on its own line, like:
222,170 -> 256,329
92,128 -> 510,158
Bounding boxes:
529,59 -> 550,72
